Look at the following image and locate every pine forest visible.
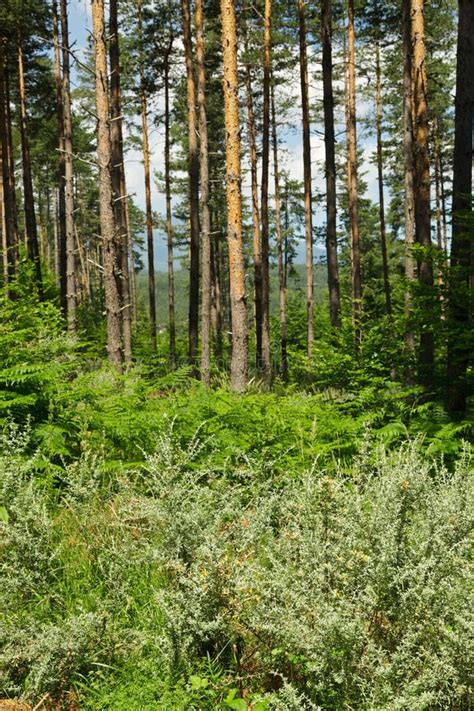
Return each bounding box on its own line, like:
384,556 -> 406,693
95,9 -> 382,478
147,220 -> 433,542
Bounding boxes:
0,0 -> 473,708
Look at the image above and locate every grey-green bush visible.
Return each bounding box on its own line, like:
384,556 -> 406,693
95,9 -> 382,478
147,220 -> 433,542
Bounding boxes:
1,430 -> 472,709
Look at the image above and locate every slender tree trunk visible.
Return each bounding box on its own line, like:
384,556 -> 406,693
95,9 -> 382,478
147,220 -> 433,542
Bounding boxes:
447,0 -> 474,412
402,0 -> 416,363
109,0 -> 132,362
211,223 -> 223,359
321,0 -> 341,328
346,0 -> 362,346
17,35 -> 43,296
52,0 -> 67,307
138,6 -> 157,352
164,57 -> 176,367
221,0 -> 248,391
271,83 -> 287,381
411,0 -> 434,386
181,0 -> 200,368
259,0 -> 272,380
124,196 -> 137,323
60,0 -> 77,332
91,0 -> 123,368
196,0 -> 212,386
5,66 -> 18,265
375,40 -> 391,315
0,137 -> 5,284
0,43 -> 17,284
298,0 -> 314,356
244,62 -> 263,371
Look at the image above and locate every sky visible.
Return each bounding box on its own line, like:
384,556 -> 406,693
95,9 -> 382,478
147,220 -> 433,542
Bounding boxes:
66,0 -> 381,270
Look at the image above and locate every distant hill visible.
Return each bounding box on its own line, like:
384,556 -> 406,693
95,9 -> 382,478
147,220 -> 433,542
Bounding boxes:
136,263 -> 327,327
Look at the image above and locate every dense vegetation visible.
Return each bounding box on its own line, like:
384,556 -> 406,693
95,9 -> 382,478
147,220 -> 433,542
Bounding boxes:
0,0 -> 473,707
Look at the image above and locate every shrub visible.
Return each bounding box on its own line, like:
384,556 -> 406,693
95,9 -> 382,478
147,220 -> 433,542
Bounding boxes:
1,430 -> 472,709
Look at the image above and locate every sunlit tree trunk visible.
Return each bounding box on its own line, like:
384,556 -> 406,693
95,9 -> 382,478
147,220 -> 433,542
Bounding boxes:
221,0 -> 248,391
109,0 -> 132,362
271,83 -> 287,381
411,0 -> 434,386
196,0 -> 212,386
181,0 -> 200,368
17,34 -> 43,297
375,40 -> 391,315
91,0 -> 123,368
5,65 -> 19,268
321,0 -> 341,328
346,0 -> 362,346
298,0 -> 314,356
260,0 -> 272,380
137,4 -> 157,352
447,0 -> 474,412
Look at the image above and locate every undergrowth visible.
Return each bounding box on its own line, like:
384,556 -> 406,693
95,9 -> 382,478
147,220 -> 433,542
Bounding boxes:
1,429 -> 473,709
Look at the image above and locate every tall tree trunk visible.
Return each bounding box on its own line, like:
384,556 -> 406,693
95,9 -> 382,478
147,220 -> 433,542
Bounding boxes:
244,62 -> 263,371
0,43 -> 17,284
91,0 -> 123,368
60,0 -> 77,332
138,5 -> 157,352
211,221 -> 223,359
17,34 -> 43,297
0,136 -> 5,284
221,0 -> 248,391
346,0 -> 362,346
181,0 -> 200,368
447,0 -> 474,412
5,65 -> 19,266
402,0 -> 416,363
109,0 -> 132,362
164,55 -> 176,367
375,39 -> 391,315
52,0 -> 67,308
298,0 -> 314,356
124,197 -> 137,323
411,0 -> 434,387
271,82 -> 287,381
321,0 -> 341,328
196,0 -> 212,386
259,0 -> 272,380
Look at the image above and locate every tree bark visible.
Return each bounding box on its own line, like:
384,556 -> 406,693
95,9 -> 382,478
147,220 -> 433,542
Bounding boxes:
346,0 -> 362,346
0,42 -> 17,284
402,0 -> 416,362
259,0 -> 272,380
138,5 -> 157,352
196,0 -> 212,386
411,0 -> 434,386
181,0 -> 200,368
5,65 -> 19,268
17,34 -> 43,297
321,0 -> 341,328
375,40 -> 391,315
271,82 -> 287,381
91,0 -> 123,368
298,0 -> 314,356
109,0 -> 132,362
60,0 -> 77,332
52,0 -> 67,309
221,0 -> 248,391
244,61 -> 263,372
164,55 -> 176,367
447,0 -> 474,412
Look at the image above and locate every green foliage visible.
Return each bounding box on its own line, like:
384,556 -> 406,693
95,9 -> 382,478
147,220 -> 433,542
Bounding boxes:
1,431 -> 472,709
